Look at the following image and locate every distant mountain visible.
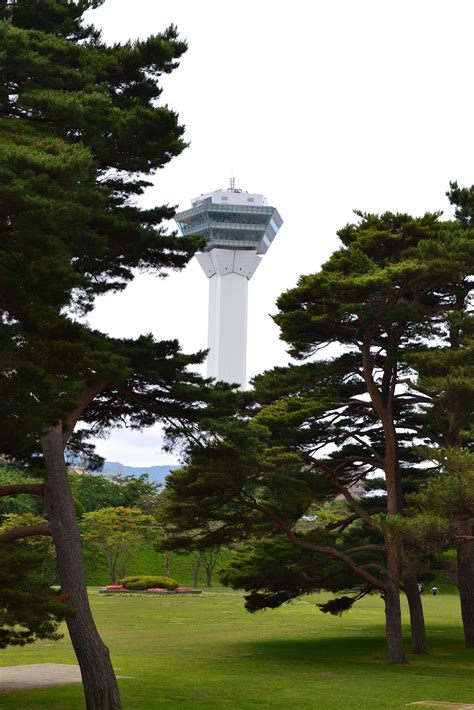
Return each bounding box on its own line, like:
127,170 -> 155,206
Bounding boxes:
100,461 -> 180,486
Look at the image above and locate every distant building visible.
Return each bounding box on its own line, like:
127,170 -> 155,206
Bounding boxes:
67,466 -> 87,476
336,480 -> 367,500
349,480 -> 367,498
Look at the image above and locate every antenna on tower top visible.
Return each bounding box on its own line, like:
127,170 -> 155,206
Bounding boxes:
229,176 -> 235,191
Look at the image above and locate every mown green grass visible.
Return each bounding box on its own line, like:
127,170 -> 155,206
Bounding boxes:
0,590 -> 473,709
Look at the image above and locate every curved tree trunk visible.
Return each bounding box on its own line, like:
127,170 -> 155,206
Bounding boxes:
455,519 -> 474,649
41,424 -> 122,710
404,574 -> 427,654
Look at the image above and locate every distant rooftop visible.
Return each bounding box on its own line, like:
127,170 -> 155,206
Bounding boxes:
191,186 -> 268,209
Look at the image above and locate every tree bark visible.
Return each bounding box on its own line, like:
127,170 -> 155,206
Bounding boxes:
41,423 -> 122,710
384,583 -> 405,664
362,339 -> 405,664
455,519 -> 474,649
0,483 -> 43,497
404,574 -> 427,654
0,523 -> 51,542
384,539 -> 406,663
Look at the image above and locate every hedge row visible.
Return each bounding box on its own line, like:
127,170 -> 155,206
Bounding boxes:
118,575 -> 177,591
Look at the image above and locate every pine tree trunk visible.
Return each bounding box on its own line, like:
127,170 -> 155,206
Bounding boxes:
41,424 -> 122,710
404,574 -> 427,654
361,339 -> 405,663
384,584 -> 405,663
384,540 -> 406,664
455,519 -> 474,649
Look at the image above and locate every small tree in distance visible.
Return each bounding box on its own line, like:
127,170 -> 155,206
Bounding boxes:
81,507 -> 155,583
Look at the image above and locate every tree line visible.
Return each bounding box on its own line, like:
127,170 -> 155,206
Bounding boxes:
0,464 -> 225,589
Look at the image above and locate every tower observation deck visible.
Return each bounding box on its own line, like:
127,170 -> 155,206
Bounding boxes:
175,184 -> 282,388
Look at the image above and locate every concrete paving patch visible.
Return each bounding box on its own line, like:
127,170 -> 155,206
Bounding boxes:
407,703 -> 474,709
0,663 -> 82,691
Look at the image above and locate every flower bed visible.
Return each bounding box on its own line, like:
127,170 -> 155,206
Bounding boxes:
99,585 -> 202,595
148,587 -> 202,595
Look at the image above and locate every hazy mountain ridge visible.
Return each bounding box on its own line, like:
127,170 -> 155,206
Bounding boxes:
101,461 -> 180,485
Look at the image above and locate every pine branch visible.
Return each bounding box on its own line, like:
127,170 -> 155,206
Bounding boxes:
63,379 -> 111,444
236,491 -> 388,592
345,544 -> 386,555
0,483 -> 44,498
350,434 -> 384,463
0,523 -> 52,543
329,472 -> 382,532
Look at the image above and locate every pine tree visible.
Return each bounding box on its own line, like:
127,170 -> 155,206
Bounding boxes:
0,3 -> 204,707
399,181 -> 474,647
159,207 -> 473,664
1,0 -> 198,321
271,210 -> 472,662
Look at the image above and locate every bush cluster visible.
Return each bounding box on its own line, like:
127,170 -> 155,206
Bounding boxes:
118,575 -> 178,591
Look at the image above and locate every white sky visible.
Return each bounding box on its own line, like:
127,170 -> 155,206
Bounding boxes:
85,0 -> 474,466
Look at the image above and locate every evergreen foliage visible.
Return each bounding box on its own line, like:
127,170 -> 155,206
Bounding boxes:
0,543 -> 69,648
0,2 -> 211,703
159,200 -> 473,663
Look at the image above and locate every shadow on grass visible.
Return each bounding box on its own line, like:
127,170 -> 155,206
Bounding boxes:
237,635 -> 386,664
234,633 -> 473,672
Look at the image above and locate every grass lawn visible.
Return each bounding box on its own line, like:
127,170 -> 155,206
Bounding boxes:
0,589 -> 473,709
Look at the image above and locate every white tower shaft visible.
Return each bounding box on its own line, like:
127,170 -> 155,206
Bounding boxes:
196,248 -> 262,388
176,185 -> 282,389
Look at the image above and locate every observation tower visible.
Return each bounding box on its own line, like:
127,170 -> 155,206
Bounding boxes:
175,181 -> 282,388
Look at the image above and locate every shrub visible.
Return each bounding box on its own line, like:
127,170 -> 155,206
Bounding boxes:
118,575 -> 178,591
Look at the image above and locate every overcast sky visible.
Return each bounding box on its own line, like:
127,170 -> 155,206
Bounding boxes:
85,0 -> 474,466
